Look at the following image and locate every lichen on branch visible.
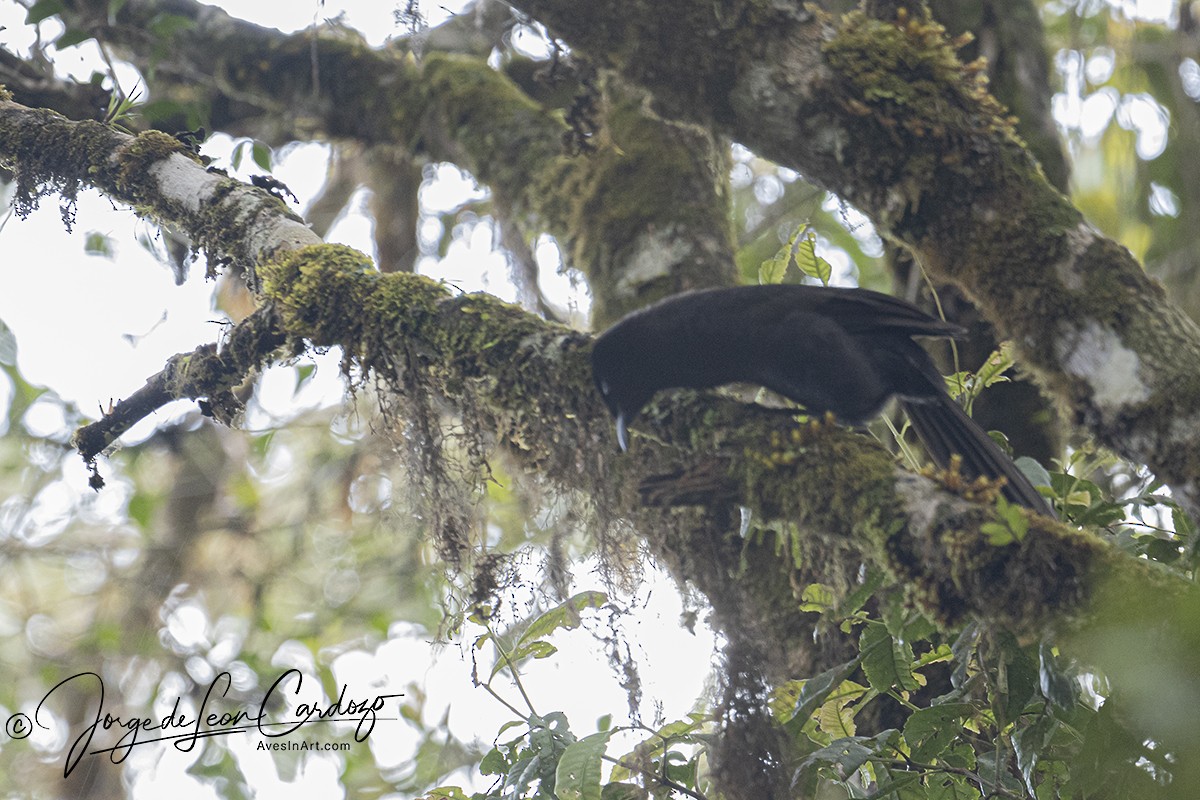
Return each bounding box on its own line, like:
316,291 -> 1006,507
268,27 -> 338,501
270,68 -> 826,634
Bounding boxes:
260,244 -> 599,465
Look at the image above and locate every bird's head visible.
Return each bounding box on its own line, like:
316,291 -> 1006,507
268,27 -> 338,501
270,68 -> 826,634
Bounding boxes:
590,330 -> 655,452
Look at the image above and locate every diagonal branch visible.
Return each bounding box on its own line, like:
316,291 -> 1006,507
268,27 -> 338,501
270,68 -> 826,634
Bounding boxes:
505,0 -> 1200,521
6,77 -> 1200,793
71,305 -> 289,465
0,93 -> 319,275
4,85 -> 1196,654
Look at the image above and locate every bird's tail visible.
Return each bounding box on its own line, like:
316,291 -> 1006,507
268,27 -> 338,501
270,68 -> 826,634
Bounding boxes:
901,394 -> 1055,517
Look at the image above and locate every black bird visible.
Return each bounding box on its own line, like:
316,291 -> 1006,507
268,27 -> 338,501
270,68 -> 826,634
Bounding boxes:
591,285 -> 1054,516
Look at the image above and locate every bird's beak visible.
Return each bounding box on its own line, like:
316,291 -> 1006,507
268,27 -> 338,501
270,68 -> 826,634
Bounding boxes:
616,413 -> 630,452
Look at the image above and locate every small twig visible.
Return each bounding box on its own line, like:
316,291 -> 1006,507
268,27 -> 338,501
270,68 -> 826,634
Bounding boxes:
72,305 -> 287,466
491,635 -> 540,717
478,682 -> 530,723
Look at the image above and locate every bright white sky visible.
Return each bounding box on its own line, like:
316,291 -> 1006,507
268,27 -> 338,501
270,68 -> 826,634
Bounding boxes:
0,0 -> 1181,796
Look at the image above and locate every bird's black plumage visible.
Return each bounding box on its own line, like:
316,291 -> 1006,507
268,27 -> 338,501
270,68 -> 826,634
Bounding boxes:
591,285 -> 1053,516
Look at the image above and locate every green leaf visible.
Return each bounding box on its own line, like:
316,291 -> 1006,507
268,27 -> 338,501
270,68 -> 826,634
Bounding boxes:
794,729 -> 895,794
555,731 -> 614,800
490,639 -> 557,680
1037,642 -> 1077,711
609,716 -> 705,781
982,496 -> 1029,546
926,773 -> 983,800
759,243 -> 791,285
231,140 -> 249,170
979,522 -> 1013,545
517,591 -> 607,648
871,770 -> 926,798
252,141 -> 273,171
1013,714 -> 1058,794
497,719 -> 525,737
1173,504 -> 1197,540
782,656 -> 862,732
976,747 -> 1028,796
836,567 -> 887,618
940,740 -> 976,770
799,583 -> 836,613
860,623 -> 919,693
794,231 -> 832,285
949,623 -> 980,689
506,755 -> 541,795
796,737 -> 876,779
915,644 -> 953,668
902,614 -> 938,645
996,641 -> 1039,726
26,0 -> 65,25
422,787 -> 473,800
902,703 -> 973,762
816,680 -> 867,738
973,343 -> 1015,390
1014,457 -> 1052,493
1047,469 -> 1123,526
480,746 -> 509,776
760,224 -> 806,285
663,748 -> 698,786
294,364 -> 317,394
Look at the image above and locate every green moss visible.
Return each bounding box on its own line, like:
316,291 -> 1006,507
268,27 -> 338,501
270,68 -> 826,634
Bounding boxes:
261,244 -> 377,349
188,180 -> 257,276
421,53 -> 561,198
261,244 -> 458,364
720,405 -> 1118,636
0,85 -> 13,102
258,244 -> 594,466
116,129 -> 200,186
826,9 -> 1017,136
535,86 -> 735,322
359,270 -> 446,355
1,112 -> 117,229
731,420 -> 904,585
819,10 -> 1024,234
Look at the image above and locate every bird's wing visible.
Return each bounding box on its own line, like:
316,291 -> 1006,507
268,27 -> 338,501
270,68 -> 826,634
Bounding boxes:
806,287 -> 966,339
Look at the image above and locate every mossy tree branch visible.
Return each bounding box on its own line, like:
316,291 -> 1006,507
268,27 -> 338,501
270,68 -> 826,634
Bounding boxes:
3,92 -> 1187,653
71,306 -> 289,465
0,95 -> 317,272
258,243 -> 1200,645
0,95 -> 313,460
506,0 -> 1200,521
8,74 -> 1200,791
